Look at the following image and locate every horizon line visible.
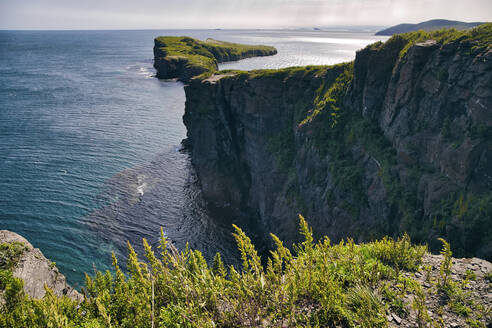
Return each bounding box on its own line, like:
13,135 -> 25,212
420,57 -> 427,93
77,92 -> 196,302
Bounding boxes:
0,26 -> 389,32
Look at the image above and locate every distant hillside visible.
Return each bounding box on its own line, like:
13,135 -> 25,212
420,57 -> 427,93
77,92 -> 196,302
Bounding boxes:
376,19 -> 484,35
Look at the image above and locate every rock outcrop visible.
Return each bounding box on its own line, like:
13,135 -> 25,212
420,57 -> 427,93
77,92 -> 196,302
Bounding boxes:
391,253 -> 492,327
0,230 -> 81,301
183,25 -> 492,258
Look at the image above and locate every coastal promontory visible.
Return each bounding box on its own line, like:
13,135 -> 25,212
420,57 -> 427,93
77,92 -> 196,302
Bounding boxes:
153,36 -> 277,82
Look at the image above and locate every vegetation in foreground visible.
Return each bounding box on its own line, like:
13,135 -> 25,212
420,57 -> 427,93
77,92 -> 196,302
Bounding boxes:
1,216 -> 490,327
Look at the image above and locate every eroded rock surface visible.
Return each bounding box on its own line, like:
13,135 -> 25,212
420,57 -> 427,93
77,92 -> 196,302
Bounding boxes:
0,230 -> 81,301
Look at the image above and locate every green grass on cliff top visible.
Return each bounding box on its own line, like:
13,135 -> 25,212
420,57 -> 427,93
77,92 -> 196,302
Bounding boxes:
154,36 -> 277,74
359,22 -> 491,58
201,22 -> 491,82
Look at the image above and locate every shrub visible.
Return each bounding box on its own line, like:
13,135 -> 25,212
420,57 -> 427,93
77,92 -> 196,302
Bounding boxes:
0,217 -> 432,327
0,242 -> 28,270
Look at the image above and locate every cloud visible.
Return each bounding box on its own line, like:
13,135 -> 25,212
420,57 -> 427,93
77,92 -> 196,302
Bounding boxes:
0,0 -> 490,29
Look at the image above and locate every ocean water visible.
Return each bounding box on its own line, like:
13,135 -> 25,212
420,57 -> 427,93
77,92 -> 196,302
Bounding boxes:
0,29 -> 387,287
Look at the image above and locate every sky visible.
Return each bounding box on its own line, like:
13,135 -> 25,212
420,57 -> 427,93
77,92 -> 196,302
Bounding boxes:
1,0 -> 491,30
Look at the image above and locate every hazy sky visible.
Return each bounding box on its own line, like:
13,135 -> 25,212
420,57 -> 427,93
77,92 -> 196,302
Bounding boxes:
1,0 -> 491,30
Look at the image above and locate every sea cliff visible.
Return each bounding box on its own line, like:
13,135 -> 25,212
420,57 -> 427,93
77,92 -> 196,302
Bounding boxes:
183,25 -> 492,259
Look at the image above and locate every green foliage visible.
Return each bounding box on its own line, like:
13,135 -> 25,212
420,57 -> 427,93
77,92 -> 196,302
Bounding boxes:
438,238 -> 453,289
347,285 -> 387,327
0,241 -> 28,270
0,269 -> 24,310
0,218 -> 432,327
442,280 -> 475,318
431,191 -> 492,257
365,233 -> 427,271
450,297 -> 472,317
238,63 -> 335,80
297,63 -> 372,213
464,269 -> 477,281
433,240 -> 484,319
392,23 -> 492,59
299,62 -> 354,127
411,285 -> 431,327
297,60 -> 422,229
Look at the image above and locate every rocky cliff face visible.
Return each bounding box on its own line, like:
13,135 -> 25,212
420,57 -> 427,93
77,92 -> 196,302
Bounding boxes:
184,67 -> 346,245
183,27 -> 492,258
346,35 -> 491,255
154,54 -> 206,82
0,230 -> 81,301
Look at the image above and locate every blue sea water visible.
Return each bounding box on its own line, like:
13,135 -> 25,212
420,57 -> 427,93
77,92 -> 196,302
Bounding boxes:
0,29 -> 387,287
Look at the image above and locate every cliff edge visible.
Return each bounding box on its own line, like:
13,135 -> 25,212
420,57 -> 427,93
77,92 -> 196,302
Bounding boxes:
183,24 -> 492,258
0,230 -> 81,301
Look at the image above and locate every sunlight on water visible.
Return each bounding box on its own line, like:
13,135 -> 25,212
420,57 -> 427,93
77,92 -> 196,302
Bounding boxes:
291,37 -> 377,45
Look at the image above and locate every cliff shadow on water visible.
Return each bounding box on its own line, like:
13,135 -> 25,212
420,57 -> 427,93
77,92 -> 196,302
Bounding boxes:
82,147 -> 242,269
181,25 -> 492,260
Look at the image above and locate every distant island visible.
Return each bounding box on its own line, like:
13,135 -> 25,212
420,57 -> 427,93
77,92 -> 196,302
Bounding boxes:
375,19 -> 484,35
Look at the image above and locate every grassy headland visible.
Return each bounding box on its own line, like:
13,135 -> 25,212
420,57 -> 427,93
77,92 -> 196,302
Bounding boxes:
153,36 -> 277,81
